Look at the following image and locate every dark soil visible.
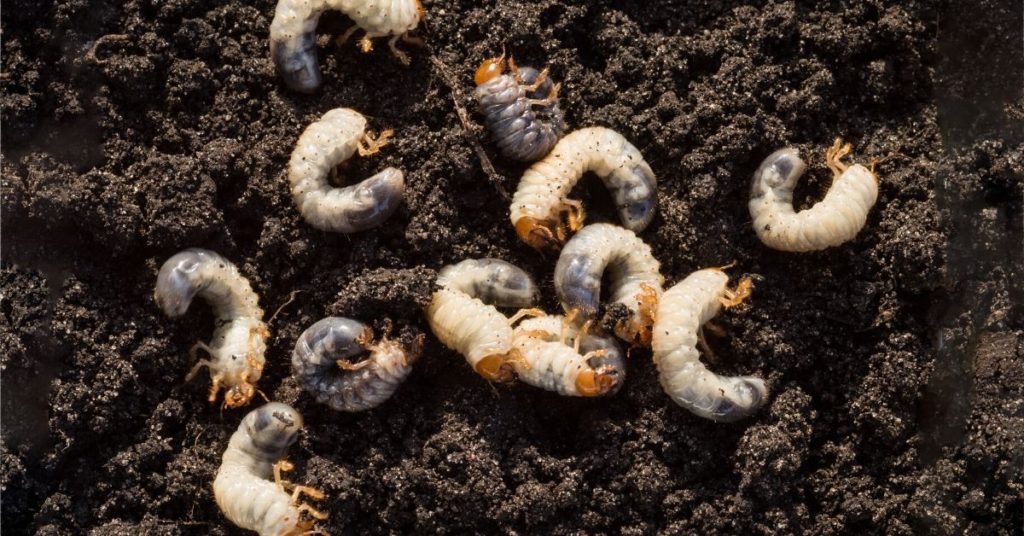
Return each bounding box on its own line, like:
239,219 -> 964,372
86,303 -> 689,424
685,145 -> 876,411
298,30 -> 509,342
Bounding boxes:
3,0 -> 1023,534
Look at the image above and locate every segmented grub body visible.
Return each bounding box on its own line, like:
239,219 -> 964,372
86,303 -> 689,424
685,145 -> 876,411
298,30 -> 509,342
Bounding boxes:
213,403 -> 326,535
289,108 -> 405,233
554,223 -> 663,345
510,127 -> 658,249
426,258 -> 538,382
749,139 -> 879,252
512,315 -> 626,397
652,269 -> 767,422
474,57 -> 564,162
292,317 -> 422,412
270,0 -> 423,92
154,248 -> 268,408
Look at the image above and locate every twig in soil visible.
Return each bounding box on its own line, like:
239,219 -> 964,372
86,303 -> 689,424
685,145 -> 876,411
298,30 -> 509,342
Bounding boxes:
84,34 -> 130,65
268,290 -> 303,325
428,55 -> 510,200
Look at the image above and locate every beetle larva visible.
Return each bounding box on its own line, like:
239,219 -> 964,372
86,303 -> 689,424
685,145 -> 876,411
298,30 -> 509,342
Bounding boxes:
554,223 -> 663,346
510,127 -> 657,249
426,258 -> 540,382
270,0 -> 423,92
289,107 -> 405,233
749,138 -> 879,252
512,314 -> 626,396
652,268 -> 768,422
474,54 -> 564,162
214,402 -> 327,535
154,248 -> 268,408
292,317 -> 424,412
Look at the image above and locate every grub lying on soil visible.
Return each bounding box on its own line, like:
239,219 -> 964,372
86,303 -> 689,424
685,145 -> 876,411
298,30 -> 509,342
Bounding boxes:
2,0 -> 1022,534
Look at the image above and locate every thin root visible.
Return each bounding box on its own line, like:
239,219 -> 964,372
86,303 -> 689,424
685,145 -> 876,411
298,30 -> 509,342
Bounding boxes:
85,34 -> 130,65
868,153 -> 893,179
428,55 -> 508,200
268,290 -> 302,325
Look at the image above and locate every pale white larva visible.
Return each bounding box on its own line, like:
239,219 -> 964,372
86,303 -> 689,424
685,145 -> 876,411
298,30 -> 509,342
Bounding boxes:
652,268 -> 768,422
554,223 -> 663,346
511,315 -> 626,397
749,138 -> 879,252
214,403 -> 327,535
291,317 -> 424,412
154,249 -> 268,408
270,0 -> 423,92
510,127 -> 658,249
426,258 -> 540,383
289,108 -> 405,233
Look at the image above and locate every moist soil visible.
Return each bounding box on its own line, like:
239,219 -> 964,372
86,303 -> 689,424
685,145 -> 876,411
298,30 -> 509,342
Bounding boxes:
2,0 -> 1023,534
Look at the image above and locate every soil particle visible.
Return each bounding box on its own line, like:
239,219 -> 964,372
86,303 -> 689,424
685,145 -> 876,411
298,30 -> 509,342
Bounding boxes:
3,0 -> 1022,534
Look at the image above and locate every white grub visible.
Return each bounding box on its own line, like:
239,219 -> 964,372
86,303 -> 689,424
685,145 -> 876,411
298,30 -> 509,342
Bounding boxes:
473,55 -> 564,162
154,248 -> 268,408
270,0 -> 423,92
292,317 -> 424,412
652,268 -> 767,423
554,223 -> 663,346
289,108 -> 405,233
510,127 -> 657,249
512,315 -> 626,397
213,403 -> 327,535
749,138 -> 879,252
426,258 -> 539,382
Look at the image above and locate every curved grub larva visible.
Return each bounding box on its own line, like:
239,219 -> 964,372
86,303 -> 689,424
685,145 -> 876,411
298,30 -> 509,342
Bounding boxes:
289,108 -> 405,233
214,402 -> 327,535
510,127 -> 657,249
474,54 -> 565,162
554,223 -> 663,346
652,268 -> 767,422
154,248 -> 268,408
511,315 -> 626,397
426,258 -> 540,383
270,0 -> 424,92
292,317 -> 424,412
749,138 -> 879,252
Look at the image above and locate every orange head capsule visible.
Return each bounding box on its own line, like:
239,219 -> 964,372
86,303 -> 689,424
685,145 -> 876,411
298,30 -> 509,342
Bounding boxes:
474,351 -> 517,383
515,216 -> 560,250
574,368 -> 619,397
475,56 -> 507,86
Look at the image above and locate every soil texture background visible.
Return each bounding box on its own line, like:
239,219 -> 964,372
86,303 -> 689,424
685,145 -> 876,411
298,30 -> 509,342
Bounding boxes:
2,0 -> 1023,534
